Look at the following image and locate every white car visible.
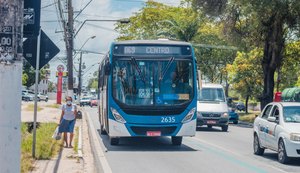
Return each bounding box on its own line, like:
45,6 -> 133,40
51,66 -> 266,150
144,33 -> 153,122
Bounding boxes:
37,93 -> 48,102
253,102 -> 300,164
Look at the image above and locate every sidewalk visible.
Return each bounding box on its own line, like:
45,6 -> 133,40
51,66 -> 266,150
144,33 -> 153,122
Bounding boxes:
21,100 -> 95,173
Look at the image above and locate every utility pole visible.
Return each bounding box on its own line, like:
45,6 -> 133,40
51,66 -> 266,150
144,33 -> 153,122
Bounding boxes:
78,51 -> 83,102
0,0 -> 23,172
67,0 -> 74,97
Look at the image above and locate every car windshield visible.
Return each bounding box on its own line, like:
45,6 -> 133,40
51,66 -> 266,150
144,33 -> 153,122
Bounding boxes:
82,98 -> 90,100
197,88 -> 225,102
112,58 -> 194,106
283,106 -> 300,123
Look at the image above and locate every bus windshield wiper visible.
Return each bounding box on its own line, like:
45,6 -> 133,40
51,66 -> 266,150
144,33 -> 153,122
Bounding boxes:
131,57 -> 146,83
159,57 -> 175,81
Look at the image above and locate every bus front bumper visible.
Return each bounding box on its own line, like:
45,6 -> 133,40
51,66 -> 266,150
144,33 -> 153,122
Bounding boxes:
109,119 -> 196,137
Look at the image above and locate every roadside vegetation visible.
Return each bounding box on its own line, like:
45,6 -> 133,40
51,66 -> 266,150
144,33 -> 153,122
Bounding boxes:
45,103 -> 61,109
21,123 -> 62,173
74,127 -> 79,152
238,111 -> 260,123
25,104 -> 43,112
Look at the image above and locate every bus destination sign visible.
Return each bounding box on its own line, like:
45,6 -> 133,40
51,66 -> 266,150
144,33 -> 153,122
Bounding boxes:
113,45 -> 192,56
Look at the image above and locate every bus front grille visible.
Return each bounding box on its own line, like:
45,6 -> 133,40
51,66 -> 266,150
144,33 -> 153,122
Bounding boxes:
130,126 -> 177,136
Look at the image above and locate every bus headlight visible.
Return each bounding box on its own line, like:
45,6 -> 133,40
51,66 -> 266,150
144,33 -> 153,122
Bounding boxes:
182,108 -> 196,123
110,107 -> 126,124
290,133 -> 300,141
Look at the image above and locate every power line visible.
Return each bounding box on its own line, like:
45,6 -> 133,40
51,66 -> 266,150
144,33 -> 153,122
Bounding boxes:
42,1 -> 57,9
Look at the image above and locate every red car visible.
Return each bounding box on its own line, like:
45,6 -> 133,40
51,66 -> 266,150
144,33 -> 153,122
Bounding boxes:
90,98 -> 98,107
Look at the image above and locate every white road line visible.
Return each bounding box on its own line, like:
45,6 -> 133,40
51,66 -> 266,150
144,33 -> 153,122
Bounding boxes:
85,110 -> 112,173
189,136 -> 288,173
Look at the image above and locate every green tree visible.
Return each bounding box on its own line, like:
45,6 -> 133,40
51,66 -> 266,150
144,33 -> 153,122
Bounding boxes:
22,73 -> 28,86
227,49 -> 263,113
115,1 -> 201,41
193,0 -> 300,109
22,62 -> 50,88
87,71 -> 98,90
193,22 -> 237,95
279,41 -> 300,89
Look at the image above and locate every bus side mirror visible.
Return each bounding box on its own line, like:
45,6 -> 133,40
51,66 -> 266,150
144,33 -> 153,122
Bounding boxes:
105,64 -> 110,75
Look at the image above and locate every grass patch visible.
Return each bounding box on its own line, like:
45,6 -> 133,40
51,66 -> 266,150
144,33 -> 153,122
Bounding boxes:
45,104 -> 61,109
74,127 -> 79,152
238,111 -> 261,123
25,104 -> 43,112
21,123 -> 63,173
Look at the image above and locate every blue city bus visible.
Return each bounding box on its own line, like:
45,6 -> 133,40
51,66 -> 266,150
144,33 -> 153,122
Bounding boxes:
98,40 -> 197,145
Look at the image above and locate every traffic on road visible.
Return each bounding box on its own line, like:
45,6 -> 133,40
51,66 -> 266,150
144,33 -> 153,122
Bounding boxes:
85,106 -> 300,173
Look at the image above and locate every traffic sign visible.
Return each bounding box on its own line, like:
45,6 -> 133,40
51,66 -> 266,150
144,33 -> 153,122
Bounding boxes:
24,0 -> 41,37
0,26 -> 13,53
23,30 -> 60,69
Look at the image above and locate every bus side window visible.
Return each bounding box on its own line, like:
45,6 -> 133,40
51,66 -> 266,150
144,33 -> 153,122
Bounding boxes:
99,62 -> 105,91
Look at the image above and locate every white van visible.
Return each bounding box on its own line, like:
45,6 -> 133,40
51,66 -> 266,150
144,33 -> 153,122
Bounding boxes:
196,83 -> 229,131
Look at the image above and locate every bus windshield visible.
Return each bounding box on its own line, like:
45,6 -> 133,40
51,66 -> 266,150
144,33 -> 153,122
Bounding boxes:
112,58 -> 194,106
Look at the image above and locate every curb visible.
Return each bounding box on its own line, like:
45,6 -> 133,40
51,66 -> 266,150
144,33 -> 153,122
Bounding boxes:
84,109 -> 112,173
77,125 -> 83,158
236,121 -> 253,128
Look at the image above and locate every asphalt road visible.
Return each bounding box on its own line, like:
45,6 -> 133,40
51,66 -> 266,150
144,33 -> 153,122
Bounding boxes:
84,107 -> 300,173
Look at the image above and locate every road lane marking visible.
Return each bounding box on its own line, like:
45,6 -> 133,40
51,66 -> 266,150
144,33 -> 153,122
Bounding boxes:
85,110 -> 112,173
190,135 -> 288,173
185,137 -> 287,173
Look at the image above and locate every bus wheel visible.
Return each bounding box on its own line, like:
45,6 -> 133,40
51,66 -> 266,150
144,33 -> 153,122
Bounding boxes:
100,124 -> 107,135
171,136 -> 182,146
109,137 -> 119,145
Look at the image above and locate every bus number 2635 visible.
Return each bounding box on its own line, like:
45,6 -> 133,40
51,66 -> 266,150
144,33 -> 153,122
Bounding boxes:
161,117 -> 175,123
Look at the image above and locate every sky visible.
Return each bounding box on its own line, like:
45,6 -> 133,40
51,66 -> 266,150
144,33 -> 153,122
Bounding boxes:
41,0 -> 181,86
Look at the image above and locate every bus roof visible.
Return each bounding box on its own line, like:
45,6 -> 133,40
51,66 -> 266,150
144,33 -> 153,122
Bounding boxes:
112,40 -> 192,46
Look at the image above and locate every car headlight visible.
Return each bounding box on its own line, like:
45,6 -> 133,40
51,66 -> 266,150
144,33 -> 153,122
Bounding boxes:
182,108 -> 196,123
221,112 -> 229,118
290,133 -> 300,141
110,107 -> 126,123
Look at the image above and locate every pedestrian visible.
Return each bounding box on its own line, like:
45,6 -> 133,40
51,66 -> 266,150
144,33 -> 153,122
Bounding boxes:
58,96 -> 77,148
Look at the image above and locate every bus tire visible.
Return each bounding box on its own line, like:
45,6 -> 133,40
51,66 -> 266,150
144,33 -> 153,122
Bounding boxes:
171,136 -> 182,146
100,124 -> 107,135
109,137 -> 119,145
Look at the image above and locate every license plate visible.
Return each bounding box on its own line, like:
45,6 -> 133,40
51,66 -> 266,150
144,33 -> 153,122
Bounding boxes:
207,120 -> 216,124
146,131 -> 161,136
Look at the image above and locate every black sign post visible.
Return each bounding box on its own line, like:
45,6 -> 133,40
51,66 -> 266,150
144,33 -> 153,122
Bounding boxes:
23,0 -> 41,37
23,30 -> 60,69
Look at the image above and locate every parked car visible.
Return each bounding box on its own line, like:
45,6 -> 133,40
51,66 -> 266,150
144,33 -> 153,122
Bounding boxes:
22,92 -> 33,101
90,97 -> 98,107
80,97 -> 91,107
37,93 -> 48,102
253,102 -> 300,164
236,102 -> 246,111
228,108 -> 239,124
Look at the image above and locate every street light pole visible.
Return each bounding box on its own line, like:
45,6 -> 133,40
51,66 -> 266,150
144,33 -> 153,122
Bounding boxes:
78,51 -> 83,101
77,35 -> 96,103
